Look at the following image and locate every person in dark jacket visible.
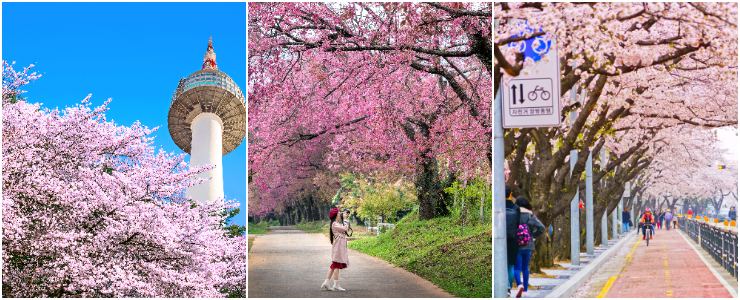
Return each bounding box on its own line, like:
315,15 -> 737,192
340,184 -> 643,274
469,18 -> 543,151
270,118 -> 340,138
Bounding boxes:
622,208 -> 631,233
656,210 -> 664,229
505,186 -> 520,296
512,196 -> 545,298
730,207 -> 737,221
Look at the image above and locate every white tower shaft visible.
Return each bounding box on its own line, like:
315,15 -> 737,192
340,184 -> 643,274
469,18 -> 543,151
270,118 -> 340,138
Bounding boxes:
186,113 -> 224,203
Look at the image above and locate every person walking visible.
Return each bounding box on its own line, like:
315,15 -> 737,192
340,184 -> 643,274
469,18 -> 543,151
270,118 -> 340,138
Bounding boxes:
656,209 -> 664,230
505,186 -> 521,297
513,196 -> 546,298
622,208 -> 631,233
730,207 -> 737,221
664,209 -> 673,230
320,208 -> 350,291
673,207 -> 678,229
660,208 -> 671,228
687,207 -> 694,216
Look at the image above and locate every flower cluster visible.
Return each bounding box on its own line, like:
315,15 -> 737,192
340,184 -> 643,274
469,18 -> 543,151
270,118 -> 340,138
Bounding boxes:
2,62 -> 245,297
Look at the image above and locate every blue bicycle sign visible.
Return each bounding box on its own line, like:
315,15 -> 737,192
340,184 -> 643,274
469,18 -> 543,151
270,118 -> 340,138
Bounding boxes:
506,21 -> 552,63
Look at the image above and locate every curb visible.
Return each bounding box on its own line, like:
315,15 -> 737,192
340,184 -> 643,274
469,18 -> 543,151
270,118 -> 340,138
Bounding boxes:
544,231 -> 636,298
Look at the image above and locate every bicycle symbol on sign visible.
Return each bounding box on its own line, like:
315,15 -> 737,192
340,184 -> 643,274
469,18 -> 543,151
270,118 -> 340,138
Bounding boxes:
528,86 -> 550,101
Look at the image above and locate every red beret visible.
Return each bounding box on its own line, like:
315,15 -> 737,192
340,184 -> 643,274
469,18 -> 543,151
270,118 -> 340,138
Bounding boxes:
329,208 -> 339,220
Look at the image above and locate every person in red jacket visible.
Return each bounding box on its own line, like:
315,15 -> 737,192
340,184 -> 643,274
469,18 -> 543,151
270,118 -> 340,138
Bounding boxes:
687,208 -> 694,215
640,208 -> 655,240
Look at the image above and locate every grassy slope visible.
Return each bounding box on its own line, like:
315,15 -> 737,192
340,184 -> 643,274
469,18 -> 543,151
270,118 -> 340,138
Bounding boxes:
248,220 -> 280,235
348,212 -> 492,298
248,237 -> 255,252
247,222 -> 268,234
293,220 -> 330,234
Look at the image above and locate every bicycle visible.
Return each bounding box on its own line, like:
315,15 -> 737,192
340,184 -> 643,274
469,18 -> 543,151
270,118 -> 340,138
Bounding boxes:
528,86 -> 551,101
643,223 -> 654,246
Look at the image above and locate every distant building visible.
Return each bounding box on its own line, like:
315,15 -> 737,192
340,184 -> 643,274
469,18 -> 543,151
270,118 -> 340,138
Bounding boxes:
168,37 -> 246,203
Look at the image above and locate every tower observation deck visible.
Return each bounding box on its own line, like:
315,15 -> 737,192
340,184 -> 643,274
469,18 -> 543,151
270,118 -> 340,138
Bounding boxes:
167,37 -> 246,203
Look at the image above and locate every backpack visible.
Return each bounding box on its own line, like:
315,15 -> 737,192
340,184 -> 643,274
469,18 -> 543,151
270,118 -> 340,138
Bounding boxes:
506,205 -> 520,240
517,215 -> 532,246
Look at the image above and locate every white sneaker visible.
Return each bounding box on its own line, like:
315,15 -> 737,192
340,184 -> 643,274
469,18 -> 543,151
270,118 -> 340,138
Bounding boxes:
320,279 -> 333,291
332,280 -> 346,291
516,285 -> 524,298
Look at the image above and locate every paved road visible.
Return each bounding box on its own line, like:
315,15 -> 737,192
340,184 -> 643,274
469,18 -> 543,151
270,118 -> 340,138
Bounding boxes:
248,226 -> 452,298
604,227 -> 735,298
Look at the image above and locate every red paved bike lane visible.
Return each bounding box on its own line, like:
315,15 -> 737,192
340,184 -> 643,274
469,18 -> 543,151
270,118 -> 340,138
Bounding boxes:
606,228 -> 732,298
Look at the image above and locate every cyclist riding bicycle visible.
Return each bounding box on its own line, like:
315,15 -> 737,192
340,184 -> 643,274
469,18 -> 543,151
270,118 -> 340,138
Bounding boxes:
640,208 -> 655,240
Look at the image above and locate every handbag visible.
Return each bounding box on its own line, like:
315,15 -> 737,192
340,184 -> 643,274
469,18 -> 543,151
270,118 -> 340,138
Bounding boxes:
629,220 -> 633,226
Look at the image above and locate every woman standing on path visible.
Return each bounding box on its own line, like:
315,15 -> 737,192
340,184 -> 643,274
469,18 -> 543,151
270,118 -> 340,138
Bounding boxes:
321,208 -> 350,291
513,196 -> 545,298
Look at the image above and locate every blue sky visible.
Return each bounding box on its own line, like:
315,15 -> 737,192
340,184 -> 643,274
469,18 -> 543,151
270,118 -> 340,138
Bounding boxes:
3,2 -> 247,227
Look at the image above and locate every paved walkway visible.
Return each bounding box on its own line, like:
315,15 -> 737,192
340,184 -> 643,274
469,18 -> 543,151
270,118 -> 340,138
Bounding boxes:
603,227 -> 735,298
248,226 -> 452,298
523,236 -> 626,298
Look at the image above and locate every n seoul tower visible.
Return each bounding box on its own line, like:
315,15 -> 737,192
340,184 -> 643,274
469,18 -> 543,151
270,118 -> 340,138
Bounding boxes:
168,37 -> 246,203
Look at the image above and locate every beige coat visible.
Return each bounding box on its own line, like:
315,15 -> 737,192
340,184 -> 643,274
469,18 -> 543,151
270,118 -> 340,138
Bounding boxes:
331,221 -> 350,266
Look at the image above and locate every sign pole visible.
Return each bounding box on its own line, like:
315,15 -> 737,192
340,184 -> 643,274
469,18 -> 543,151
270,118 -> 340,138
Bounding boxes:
569,61 -> 580,266
586,151 -> 594,254
493,84 -> 509,297
612,201 -> 618,239
600,148 -> 608,243
492,19 -> 509,298
497,19 -> 563,294
602,207 -> 608,245
632,196 -> 636,232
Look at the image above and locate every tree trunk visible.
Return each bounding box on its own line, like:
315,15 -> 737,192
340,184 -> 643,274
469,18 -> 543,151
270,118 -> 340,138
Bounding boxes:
3,282 -> 12,298
551,214 -> 572,262
416,152 -> 442,220
529,232 -> 554,273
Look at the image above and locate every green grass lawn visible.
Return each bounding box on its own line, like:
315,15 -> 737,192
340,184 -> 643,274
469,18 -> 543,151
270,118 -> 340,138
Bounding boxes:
348,212 -> 492,298
248,220 -> 280,235
293,220 -> 330,233
294,220 -> 373,242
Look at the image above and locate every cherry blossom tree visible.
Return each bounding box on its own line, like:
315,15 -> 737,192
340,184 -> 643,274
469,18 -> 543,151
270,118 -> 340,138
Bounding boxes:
249,2 -> 492,220
2,62 -> 246,298
496,2 -> 737,270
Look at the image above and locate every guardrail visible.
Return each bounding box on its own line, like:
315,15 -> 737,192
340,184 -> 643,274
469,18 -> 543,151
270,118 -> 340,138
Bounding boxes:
363,218 -> 396,236
677,215 -> 737,278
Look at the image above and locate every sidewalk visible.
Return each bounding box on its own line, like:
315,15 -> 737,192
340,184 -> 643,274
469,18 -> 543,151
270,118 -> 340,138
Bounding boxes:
598,227 -> 735,297
248,226 -> 452,298
522,230 -> 634,298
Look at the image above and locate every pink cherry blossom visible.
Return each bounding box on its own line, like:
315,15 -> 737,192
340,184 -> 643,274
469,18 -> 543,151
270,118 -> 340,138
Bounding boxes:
2,62 -> 245,298
249,2 -> 492,218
